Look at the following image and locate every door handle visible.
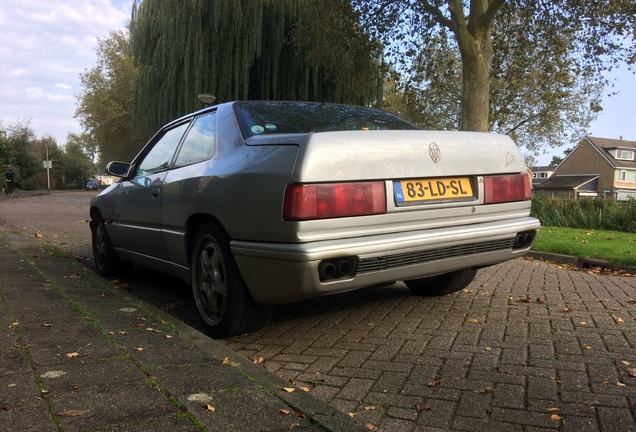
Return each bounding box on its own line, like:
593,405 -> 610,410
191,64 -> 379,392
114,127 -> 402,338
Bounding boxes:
150,187 -> 160,197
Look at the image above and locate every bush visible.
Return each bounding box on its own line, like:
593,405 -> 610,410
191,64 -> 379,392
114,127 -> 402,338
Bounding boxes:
531,195 -> 636,233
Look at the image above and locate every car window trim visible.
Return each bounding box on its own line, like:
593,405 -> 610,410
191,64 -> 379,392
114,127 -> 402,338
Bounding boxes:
172,109 -> 218,169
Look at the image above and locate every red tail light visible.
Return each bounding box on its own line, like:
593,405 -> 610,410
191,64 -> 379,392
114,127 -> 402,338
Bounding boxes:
483,174 -> 532,204
283,182 -> 386,221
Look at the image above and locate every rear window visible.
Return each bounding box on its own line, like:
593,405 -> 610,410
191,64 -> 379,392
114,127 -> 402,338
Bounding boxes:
234,101 -> 419,138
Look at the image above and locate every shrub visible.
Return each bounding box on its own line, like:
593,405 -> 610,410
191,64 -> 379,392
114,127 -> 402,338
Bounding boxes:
531,195 -> 636,233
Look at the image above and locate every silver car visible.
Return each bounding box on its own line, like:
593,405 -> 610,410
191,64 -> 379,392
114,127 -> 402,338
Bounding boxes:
90,101 -> 540,338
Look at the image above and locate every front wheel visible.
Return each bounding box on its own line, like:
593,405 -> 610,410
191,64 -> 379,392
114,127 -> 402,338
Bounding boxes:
90,213 -> 131,277
191,222 -> 273,338
404,268 -> 477,297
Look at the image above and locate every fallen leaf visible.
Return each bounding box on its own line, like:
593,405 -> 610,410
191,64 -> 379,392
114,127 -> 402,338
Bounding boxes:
627,368 -> 636,377
627,300 -> 636,305
546,407 -> 559,412
467,318 -> 479,324
253,356 -> 264,364
579,321 -> 587,325
583,345 -> 592,350
463,289 -> 474,294
563,307 -> 574,313
415,402 -> 432,412
3,403 -> 10,411
279,409 -> 291,415
348,412 -> 357,418
222,357 -> 240,367
612,315 -> 624,323
135,347 -> 144,351
57,410 -> 87,417
621,360 -> 631,366
205,404 -> 215,412
363,405 -> 377,411
616,381 -> 626,387
43,323 -> 53,327
66,352 -> 79,358
427,376 -> 442,387
35,232 -> 43,238
477,387 -> 494,394
550,414 -> 562,421
519,297 -> 533,303
363,424 -> 377,431
283,387 -> 295,393
300,387 -> 310,392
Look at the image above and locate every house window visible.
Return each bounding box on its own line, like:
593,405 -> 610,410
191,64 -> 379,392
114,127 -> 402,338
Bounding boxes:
615,150 -> 635,161
617,170 -> 636,182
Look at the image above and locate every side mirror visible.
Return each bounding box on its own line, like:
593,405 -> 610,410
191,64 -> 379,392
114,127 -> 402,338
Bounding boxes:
105,161 -> 131,178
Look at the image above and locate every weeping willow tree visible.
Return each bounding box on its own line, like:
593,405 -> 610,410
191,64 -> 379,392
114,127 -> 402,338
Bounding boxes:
130,0 -> 384,133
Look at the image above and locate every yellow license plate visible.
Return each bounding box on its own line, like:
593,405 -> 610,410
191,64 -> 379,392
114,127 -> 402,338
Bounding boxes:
394,177 -> 474,203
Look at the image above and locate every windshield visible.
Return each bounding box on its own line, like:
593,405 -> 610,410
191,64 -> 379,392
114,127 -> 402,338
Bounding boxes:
234,101 -> 419,138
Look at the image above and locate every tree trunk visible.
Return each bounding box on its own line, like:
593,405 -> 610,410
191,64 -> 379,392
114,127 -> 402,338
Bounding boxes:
457,27 -> 492,132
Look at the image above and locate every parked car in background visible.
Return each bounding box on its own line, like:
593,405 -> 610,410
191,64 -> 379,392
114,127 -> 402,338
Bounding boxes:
85,181 -> 98,191
89,101 -> 540,338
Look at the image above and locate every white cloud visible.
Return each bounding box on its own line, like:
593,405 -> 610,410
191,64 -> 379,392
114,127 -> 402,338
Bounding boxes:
0,0 -> 129,143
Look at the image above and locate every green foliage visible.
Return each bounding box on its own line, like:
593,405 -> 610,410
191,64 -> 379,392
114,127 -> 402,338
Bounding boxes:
531,195 -> 636,233
76,30 -> 145,165
0,122 -> 39,188
130,0 -> 384,133
355,1 -> 635,150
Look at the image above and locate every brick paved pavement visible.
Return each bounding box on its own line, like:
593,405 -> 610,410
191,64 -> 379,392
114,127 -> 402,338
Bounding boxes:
224,258 -> 636,431
2,192 -> 636,431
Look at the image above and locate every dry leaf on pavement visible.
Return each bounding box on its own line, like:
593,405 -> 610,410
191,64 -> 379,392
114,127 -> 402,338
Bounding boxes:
415,402 -> 432,412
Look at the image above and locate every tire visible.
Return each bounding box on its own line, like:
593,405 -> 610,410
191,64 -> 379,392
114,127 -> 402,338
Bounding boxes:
91,213 -> 131,277
404,268 -> 478,297
191,222 -> 273,338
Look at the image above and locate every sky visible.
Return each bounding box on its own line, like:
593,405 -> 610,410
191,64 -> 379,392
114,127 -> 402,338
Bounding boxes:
0,1 -> 634,166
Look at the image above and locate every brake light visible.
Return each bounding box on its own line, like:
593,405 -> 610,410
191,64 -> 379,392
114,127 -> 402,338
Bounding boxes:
483,174 -> 532,204
283,182 -> 386,221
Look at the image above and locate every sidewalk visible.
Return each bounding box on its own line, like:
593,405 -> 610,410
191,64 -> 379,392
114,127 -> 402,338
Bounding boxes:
0,227 -> 367,431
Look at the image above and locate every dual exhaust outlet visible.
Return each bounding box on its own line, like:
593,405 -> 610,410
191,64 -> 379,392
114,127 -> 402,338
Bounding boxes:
318,257 -> 357,281
514,230 -> 536,249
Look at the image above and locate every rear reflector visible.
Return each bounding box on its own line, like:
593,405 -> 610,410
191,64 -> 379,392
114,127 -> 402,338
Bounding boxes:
483,174 -> 532,204
283,182 -> 386,221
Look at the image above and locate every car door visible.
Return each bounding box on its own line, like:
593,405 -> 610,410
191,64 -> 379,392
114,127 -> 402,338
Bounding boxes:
160,112 -> 217,266
113,121 -> 190,259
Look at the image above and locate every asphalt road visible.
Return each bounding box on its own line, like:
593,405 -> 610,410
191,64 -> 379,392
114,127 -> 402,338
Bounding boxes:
1,191 -> 635,431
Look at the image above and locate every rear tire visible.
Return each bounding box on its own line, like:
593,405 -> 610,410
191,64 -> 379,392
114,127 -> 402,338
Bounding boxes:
91,213 -> 131,277
404,268 -> 477,297
191,222 -> 273,338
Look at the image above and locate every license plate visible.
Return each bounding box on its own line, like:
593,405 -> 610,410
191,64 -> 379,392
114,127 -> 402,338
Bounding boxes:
394,177 -> 474,203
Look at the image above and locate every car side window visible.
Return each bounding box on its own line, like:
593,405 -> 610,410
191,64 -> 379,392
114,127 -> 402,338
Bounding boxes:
174,112 -> 216,167
134,123 -> 189,177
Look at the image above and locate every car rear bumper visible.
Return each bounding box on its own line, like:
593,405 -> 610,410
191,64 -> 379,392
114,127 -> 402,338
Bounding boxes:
231,217 -> 541,304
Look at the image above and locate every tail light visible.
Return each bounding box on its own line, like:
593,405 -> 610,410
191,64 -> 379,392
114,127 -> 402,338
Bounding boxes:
483,174 -> 532,204
283,182 -> 386,221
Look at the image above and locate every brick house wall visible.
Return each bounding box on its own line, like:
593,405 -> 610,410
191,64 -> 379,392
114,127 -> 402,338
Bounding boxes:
554,139 -> 616,194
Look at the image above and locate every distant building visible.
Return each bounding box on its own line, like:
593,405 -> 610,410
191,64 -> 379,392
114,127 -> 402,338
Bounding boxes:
533,137 -> 636,200
530,165 -> 557,188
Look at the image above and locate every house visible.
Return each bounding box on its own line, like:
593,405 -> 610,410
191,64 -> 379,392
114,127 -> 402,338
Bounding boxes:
533,136 -> 636,200
530,165 -> 557,188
